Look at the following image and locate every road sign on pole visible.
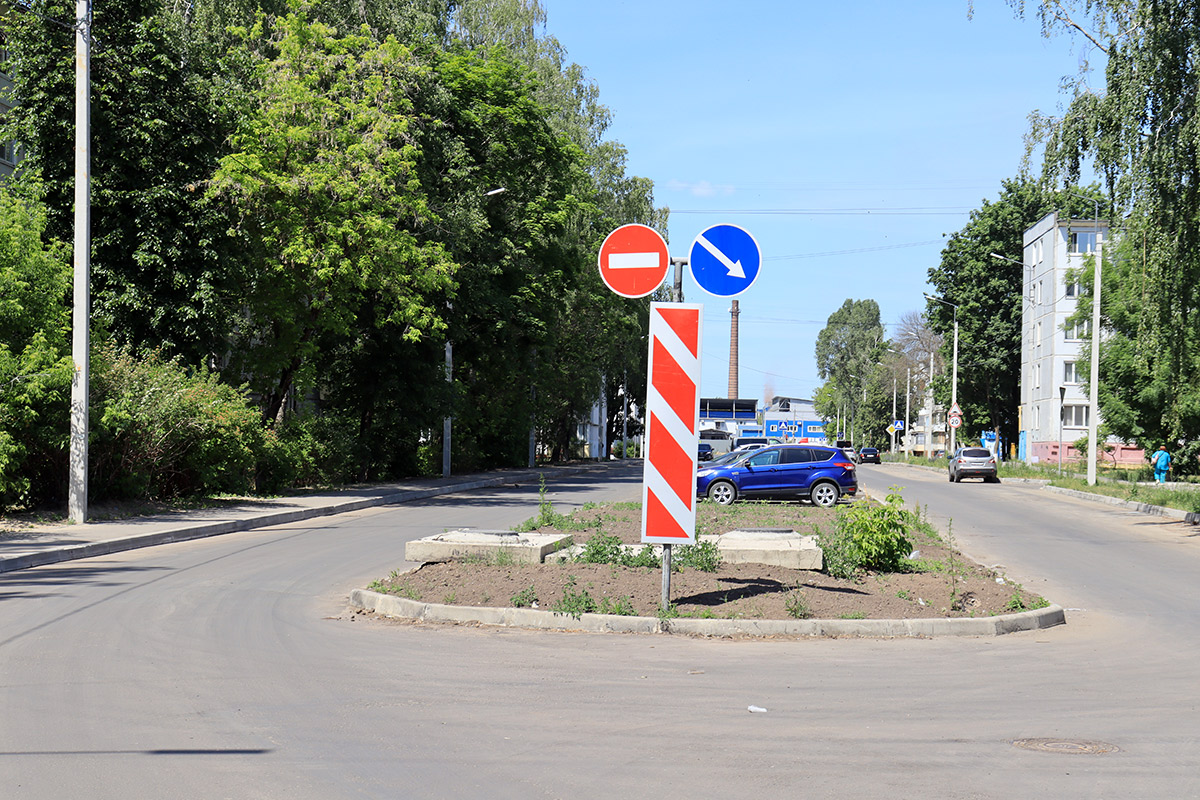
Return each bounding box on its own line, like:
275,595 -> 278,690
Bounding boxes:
949,402 -> 963,417
949,415 -> 962,429
597,224 -> 670,298
894,420 -> 905,430
641,302 -> 702,545
688,224 -> 761,297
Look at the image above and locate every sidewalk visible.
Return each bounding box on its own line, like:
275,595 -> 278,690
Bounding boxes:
0,461 -> 632,574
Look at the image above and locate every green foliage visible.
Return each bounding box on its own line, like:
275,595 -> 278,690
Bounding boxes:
673,540 -> 722,573
510,584 -> 537,608
1020,2 -> 1200,474
818,489 -> 914,579
575,533 -> 658,568
925,177 -> 1080,448
784,590 -> 812,619
89,346 -> 263,501
813,299 -> 890,444
0,187 -> 73,510
552,575 -> 597,619
598,595 -> 636,616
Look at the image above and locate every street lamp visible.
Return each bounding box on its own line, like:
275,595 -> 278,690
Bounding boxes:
924,293 -> 959,457
1065,193 -> 1102,486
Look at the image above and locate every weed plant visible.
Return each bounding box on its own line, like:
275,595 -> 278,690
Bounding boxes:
510,584 -> 537,608
552,576 -> 597,618
598,596 -> 637,616
673,540 -> 722,572
784,589 -> 812,619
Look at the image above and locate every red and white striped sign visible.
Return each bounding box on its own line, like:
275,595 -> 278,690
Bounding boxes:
641,303 -> 702,544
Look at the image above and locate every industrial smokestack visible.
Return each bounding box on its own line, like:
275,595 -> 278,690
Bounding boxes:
728,299 -> 739,399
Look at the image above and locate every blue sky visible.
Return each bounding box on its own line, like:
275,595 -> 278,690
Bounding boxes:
538,1 -> 1098,401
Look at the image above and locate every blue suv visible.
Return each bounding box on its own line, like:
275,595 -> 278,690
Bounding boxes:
696,444 -> 857,508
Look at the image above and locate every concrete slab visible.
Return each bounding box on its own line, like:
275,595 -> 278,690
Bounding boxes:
404,529 -> 573,564
716,528 -> 823,570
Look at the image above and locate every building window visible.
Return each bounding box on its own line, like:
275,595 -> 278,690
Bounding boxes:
1063,404 -> 1089,427
1034,362 -> 1041,389
1069,231 -> 1098,253
1035,405 -> 1041,429
0,140 -> 15,167
1064,361 -> 1078,383
1064,318 -> 1092,340
1065,280 -> 1079,297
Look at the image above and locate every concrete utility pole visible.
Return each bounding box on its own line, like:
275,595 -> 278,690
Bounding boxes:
68,0 -> 92,524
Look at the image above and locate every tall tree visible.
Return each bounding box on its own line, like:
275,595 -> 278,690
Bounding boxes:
1017,0 -> 1200,471
209,10 -> 455,424
926,177 -> 1100,454
813,299 -> 890,447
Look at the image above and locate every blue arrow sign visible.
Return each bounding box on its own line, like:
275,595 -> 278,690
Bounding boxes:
688,224 -> 761,297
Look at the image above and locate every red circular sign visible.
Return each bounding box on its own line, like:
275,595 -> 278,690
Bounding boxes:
597,224 -> 670,298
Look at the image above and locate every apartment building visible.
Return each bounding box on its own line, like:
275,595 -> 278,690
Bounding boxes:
1018,211 -> 1142,465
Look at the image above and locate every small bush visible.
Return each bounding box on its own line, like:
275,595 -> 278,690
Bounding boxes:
674,540 -> 722,572
784,590 -> 812,619
577,533 -> 626,564
598,595 -> 637,616
818,487 -> 914,578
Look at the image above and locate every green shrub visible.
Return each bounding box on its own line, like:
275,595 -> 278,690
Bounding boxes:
510,584 -> 538,608
818,487 -> 914,578
674,539 -> 722,572
89,345 -> 264,502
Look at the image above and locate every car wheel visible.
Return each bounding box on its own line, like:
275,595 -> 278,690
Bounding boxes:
811,481 -> 839,508
948,471 -> 954,482
954,472 -> 963,483
707,480 -> 737,506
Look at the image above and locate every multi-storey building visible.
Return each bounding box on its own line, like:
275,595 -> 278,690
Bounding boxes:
1018,211 -> 1142,465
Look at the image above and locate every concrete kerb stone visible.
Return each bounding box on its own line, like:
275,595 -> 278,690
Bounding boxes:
0,465 -> 610,575
349,587 -> 1066,638
1044,485 -> 1200,524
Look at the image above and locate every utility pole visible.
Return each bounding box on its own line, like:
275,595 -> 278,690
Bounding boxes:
68,0 -> 92,524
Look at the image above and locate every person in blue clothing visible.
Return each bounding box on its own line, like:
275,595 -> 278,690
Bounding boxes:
1151,445 -> 1172,484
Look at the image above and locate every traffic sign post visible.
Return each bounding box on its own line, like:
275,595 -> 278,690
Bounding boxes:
597,224 -> 670,298
641,303 -> 702,611
949,414 -> 962,429
688,224 -> 762,297
642,303 -> 702,546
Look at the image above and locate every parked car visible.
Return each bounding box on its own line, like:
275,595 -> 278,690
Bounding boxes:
703,449 -> 755,468
697,442 -> 714,461
841,447 -> 857,463
858,447 -> 881,464
948,447 -> 999,482
696,444 -> 857,508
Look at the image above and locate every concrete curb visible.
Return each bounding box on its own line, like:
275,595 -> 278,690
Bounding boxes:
882,461 -> 1196,521
0,465 -> 610,574
1044,485 -> 1200,524
349,588 -> 1067,639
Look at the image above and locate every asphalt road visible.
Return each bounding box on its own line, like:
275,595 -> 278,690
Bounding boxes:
2,461 -> 1198,799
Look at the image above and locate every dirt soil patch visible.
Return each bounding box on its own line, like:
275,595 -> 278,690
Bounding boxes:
373,500 -> 1048,622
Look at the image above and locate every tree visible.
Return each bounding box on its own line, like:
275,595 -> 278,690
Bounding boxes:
1016,0 -> 1200,472
813,299 -> 890,447
0,184 -> 73,509
3,0 -> 242,366
209,11 -> 455,425
926,177 -> 1099,455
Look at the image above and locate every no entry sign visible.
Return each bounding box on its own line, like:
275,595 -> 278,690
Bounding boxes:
641,302 -> 702,544
597,224 -> 670,298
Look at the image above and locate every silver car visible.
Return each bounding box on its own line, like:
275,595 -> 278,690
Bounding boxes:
948,447 -> 999,483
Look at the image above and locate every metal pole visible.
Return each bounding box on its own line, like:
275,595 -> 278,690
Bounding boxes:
1086,202 -> 1101,486
950,309 -> 958,456
1059,385 -> 1066,476
68,0 -> 91,524
442,340 -> 451,478
622,370 -> 628,459
891,376 -> 897,454
661,544 -> 672,611
905,367 -> 911,458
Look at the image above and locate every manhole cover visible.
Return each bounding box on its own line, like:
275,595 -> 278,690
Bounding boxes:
1012,738 -> 1119,755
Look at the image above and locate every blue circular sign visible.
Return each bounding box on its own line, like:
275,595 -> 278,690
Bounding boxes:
687,224 -> 762,297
